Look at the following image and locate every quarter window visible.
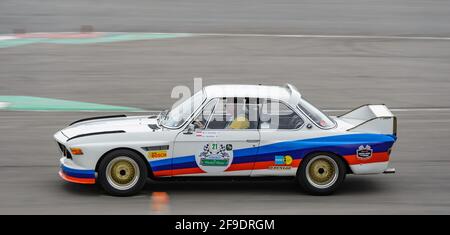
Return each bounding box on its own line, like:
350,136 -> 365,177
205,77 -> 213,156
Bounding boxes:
259,99 -> 304,129
297,99 -> 335,128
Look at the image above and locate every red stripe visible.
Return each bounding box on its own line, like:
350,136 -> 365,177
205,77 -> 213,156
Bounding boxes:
172,167 -> 205,176
154,167 -> 206,177
253,161 -> 274,170
153,169 -> 172,177
344,152 -> 389,165
226,162 -> 254,171
153,159 -> 303,176
292,159 -> 302,167
59,171 -> 95,184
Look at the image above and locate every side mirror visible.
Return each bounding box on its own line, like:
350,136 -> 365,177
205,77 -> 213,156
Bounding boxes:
183,124 -> 195,134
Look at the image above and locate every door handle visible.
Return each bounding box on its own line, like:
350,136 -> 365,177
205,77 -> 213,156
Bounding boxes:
246,139 -> 259,143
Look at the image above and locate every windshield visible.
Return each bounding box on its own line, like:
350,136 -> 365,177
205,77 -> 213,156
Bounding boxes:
160,91 -> 205,128
297,99 -> 335,128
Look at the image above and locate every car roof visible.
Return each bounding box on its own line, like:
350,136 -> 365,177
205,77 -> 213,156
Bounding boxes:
203,84 -> 302,105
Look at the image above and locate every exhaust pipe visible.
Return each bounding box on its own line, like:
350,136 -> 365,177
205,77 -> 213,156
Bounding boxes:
383,168 -> 396,174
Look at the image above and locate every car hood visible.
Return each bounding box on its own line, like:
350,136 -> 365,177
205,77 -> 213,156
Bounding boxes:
61,115 -> 160,139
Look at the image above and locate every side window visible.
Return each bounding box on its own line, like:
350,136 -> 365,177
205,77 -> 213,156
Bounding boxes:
207,98 -> 258,130
191,99 -> 217,130
259,99 -> 304,129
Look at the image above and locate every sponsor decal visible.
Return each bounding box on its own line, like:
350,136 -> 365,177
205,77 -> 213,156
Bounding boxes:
284,155 -> 293,165
271,155 -> 293,170
274,155 -> 293,165
148,150 -> 168,159
195,131 -> 218,138
199,144 -> 230,166
356,145 -> 373,160
275,155 -> 284,165
269,166 -> 292,170
196,143 -> 233,173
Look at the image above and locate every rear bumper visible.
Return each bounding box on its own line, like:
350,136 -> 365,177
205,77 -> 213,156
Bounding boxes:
343,150 -> 394,175
59,157 -> 96,184
349,161 -> 389,175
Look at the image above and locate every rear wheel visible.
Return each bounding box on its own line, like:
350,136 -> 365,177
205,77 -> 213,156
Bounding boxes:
98,150 -> 148,196
297,153 -> 346,195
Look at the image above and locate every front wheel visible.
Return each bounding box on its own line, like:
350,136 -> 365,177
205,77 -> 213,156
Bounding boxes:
297,153 -> 346,195
97,150 -> 148,196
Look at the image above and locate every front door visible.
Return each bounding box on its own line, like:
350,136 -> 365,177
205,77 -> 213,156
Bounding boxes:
172,97 -> 260,176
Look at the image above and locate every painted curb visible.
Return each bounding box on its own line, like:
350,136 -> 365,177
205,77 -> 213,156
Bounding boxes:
0,32 -> 192,48
0,96 -> 144,112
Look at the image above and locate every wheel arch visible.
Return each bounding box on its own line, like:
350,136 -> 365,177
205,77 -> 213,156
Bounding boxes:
300,150 -> 353,174
95,147 -> 154,178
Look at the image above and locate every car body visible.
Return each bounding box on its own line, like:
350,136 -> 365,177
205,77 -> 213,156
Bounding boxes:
54,84 -> 397,196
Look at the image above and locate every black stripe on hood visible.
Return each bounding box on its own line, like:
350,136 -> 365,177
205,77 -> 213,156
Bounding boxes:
67,130 -> 126,141
69,115 -> 127,126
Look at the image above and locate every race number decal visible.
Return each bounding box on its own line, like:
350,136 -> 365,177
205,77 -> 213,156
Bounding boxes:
196,143 -> 233,173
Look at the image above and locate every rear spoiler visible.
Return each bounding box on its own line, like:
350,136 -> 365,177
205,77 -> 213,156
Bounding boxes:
338,104 -> 397,136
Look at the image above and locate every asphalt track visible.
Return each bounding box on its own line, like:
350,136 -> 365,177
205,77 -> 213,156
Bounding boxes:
1,0 -> 450,214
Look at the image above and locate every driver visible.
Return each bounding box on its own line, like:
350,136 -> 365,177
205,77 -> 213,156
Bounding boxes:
191,100 -> 250,130
226,103 -> 250,129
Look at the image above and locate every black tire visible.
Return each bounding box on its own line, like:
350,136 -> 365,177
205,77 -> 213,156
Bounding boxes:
297,152 -> 346,196
97,149 -> 148,196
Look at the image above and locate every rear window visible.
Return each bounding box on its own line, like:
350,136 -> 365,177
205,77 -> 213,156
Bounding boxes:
297,99 -> 335,129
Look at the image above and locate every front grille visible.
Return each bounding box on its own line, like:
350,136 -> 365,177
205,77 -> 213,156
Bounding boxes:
57,142 -> 72,159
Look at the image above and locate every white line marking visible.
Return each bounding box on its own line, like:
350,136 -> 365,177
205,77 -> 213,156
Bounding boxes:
186,33 -> 450,41
5,32 -> 450,41
324,108 -> 450,112
0,102 -> 10,109
0,36 -> 16,41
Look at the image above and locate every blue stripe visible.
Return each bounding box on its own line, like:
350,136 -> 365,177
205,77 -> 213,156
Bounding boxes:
255,133 -> 394,156
150,155 -> 197,171
231,133 -> 394,163
149,158 -> 172,167
173,161 -> 198,170
61,165 -> 95,179
150,133 -> 396,172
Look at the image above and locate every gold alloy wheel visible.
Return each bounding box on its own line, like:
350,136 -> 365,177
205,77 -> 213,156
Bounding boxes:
106,156 -> 140,190
305,155 -> 339,189
110,160 -> 135,184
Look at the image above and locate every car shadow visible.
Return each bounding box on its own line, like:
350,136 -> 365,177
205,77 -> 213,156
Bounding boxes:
142,176 -> 385,196
61,181 -> 100,196
60,175 -> 386,197
337,176 -> 387,195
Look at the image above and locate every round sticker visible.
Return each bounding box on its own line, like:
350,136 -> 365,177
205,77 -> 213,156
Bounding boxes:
196,143 -> 233,173
284,155 -> 293,165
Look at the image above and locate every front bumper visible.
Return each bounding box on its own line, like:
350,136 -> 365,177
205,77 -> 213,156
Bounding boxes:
59,157 -> 96,184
